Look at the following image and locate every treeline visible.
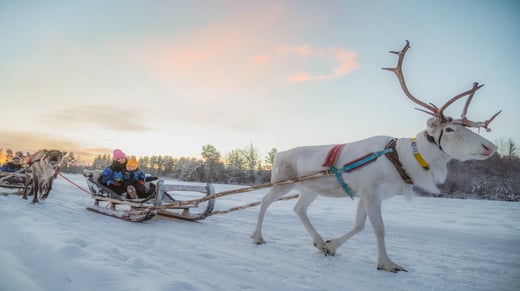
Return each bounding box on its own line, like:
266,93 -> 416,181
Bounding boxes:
0,149 -> 26,164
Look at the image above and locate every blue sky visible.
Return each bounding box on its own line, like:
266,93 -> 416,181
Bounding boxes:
0,0 -> 518,162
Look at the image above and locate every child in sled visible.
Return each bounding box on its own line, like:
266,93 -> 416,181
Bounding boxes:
122,156 -> 148,199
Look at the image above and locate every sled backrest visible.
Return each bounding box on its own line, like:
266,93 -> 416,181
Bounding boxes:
84,169 -> 103,182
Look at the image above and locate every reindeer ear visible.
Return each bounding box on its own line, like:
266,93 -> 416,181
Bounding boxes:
426,118 -> 441,135
426,118 -> 438,129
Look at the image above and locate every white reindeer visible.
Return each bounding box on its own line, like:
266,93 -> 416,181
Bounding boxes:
251,41 -> 501,272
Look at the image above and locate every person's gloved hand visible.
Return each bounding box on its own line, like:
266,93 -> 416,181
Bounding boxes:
108,180 -> 121,187
114,172 -> 123,182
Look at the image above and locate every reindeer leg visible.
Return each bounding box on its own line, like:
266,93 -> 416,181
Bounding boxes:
22,173 -> 31,200
32,177 -> 39,204
324,198 -> 367,256
251,184 -> 292,244
22,181 -> 29,200
41,179 -> 52,200
293,192 -> 325,252
365,195 -> 407,272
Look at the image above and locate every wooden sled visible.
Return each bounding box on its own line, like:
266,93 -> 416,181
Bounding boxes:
83,171 -> 215,222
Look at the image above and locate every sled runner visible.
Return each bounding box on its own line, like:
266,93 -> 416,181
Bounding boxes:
83,171 -> 215,222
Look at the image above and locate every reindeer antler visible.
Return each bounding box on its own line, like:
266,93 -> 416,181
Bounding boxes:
382,41 -> 439,117
383,40 -> 501,131
451,82 -> 502,131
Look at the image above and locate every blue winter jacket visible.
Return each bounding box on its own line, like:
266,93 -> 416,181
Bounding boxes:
1,162 -> 23,173
100,161 -> 125,186
123,170 -> 146,182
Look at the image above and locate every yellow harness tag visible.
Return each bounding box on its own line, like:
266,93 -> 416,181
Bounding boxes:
411,138 -> 430,170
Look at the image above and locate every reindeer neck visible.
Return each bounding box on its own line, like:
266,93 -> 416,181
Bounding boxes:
383,135 -> 449,195
415,131 -> 450,160
413,131 -> 451,184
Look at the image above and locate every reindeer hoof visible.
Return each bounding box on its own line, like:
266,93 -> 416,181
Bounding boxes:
322,247 -> 336,256
377,266 -> 408,273
251,232 -> 265,244
321,240 -> 337,256
377,261 -> 407,273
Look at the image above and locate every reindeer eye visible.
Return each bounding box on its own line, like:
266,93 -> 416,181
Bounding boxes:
445,127 -> 455,133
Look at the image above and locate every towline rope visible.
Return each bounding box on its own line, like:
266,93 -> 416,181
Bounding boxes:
208,194 -> 299,216
151,170 -> 335,210
57,171 -> 93,196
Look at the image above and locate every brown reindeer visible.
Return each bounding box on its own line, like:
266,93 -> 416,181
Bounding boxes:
23,149 -> 68,203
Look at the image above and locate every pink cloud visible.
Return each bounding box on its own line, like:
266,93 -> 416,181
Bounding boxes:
251,54 -> 272,65
277,44 -> 359,82
332,49 -> 359,76
288,72 -> 312,82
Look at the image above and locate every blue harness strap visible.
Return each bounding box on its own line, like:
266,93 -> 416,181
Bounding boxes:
329,166 -> 356,199
328,148 -> 394,199
341,148 -> 394,173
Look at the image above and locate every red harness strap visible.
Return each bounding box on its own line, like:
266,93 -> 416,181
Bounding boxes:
26,153 -> 36,164
322,144 -> 346,167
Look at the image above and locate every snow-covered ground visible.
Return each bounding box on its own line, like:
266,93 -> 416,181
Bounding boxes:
1,174 -> 519,291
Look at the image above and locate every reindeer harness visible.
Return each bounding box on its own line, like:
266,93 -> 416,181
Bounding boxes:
322,138 -> 430,199
26,150 -> 64,170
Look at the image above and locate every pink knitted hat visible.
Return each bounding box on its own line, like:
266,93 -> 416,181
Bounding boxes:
113,149 -> 126,160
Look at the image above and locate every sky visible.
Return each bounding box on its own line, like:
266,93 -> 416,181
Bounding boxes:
0,175 -> 519,290
1,0 -> 519,163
